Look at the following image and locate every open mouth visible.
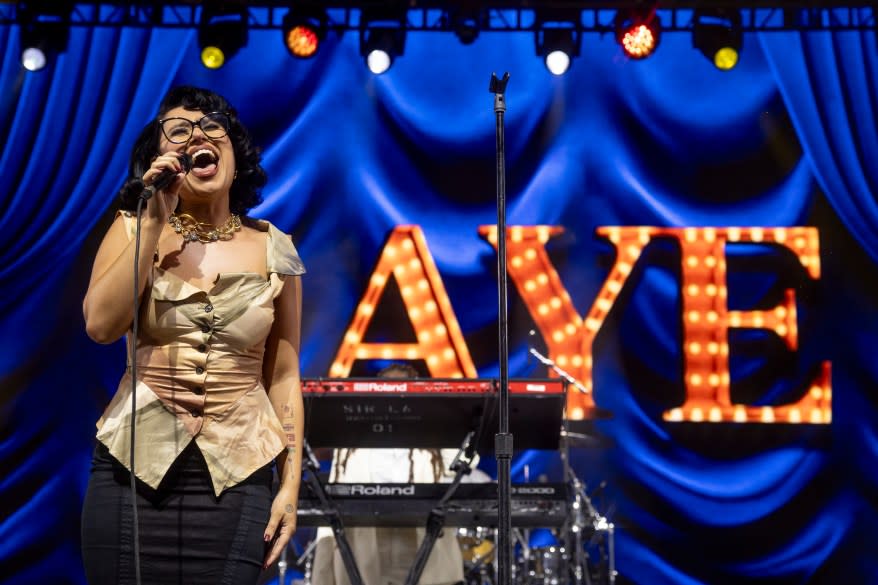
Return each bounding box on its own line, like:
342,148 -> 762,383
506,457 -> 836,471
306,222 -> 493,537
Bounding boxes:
189,148 -> 218,178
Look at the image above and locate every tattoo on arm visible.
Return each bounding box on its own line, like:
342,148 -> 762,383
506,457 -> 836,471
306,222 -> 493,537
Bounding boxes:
285,504 -> 294,514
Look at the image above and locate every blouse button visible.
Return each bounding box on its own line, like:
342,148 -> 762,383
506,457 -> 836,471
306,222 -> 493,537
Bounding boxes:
190,408 -> 202,417
204,303 -> 214,313
198,344 -> 207,353
195,366 -> 205,375
193,386 -> 205,395
201,324 -> 211,333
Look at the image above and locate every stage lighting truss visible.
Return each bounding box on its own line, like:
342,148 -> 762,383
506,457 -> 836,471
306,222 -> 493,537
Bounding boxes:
447,7 -> 485,45
198,4 -> 248,69
282,4 -> 328,58
615,5 -> 661,59
359,7 -> 407,74
18,4 -> 71,72
693,8 -> 743,70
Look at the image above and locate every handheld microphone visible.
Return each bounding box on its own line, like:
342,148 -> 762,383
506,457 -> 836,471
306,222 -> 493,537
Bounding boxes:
140,153 -> 193,200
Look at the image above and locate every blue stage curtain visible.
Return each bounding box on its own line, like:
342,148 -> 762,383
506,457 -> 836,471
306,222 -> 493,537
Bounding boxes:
1,10 -> 877,584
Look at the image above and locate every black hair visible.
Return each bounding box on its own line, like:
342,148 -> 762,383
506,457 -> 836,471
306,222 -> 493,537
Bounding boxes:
117,85 -> 266,216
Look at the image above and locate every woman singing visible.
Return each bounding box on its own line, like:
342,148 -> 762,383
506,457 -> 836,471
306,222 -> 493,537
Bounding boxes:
81,86 -> 305,584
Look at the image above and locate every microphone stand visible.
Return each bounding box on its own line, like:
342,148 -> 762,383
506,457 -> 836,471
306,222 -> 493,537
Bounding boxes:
489,71 -> 513,585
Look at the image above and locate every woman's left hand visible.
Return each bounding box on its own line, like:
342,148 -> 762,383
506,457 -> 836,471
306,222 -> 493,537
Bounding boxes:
263,484 -> 299,569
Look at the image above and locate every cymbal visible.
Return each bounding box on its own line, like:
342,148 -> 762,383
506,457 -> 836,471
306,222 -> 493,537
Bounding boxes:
559,430 -> 612,449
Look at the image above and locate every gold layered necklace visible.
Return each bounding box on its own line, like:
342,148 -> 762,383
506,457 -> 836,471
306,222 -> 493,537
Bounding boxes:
168,212 -> 242,243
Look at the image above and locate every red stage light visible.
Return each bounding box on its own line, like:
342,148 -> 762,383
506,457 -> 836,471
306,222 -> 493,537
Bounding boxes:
615,8 -> 661,59
285,24 -> 320,58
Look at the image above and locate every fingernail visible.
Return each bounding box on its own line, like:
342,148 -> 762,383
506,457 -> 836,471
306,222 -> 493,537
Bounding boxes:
264,534 -> 270,542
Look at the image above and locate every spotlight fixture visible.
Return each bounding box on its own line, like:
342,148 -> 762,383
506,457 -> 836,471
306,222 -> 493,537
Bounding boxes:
282,5 -> 328,58
693,9 -> 743,71
18,4 -> 71,72
535,27 -> 580,76
359,8 -> 407,74
449,8 -> 483,45
198,5 -> 248,69
615,6 -> 661,60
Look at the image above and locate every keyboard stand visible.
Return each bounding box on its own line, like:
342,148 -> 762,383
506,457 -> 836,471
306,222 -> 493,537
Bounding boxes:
404,431 -> 477,585
302,440 -> 364,585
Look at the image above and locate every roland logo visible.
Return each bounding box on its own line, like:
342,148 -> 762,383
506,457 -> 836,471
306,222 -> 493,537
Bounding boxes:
513,486 -> 556,495
352,382 -> 409,393
525,383 -> 546,392
349,484 -> 416,496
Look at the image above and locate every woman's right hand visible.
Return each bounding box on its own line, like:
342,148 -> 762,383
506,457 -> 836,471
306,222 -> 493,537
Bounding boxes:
141,152 -> 186,224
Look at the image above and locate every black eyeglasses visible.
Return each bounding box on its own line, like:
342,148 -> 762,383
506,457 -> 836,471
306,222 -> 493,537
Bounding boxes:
158,112 -> 231,144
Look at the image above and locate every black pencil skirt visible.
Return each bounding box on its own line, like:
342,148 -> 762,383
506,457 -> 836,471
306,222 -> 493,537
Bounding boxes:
81,442 -> 273,585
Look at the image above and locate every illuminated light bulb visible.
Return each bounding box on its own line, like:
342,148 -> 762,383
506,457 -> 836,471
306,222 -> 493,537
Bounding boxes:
684,228 -> 697,242
618,262 -> 632,275
775,306 -> 787,318
525,279 -> 537,292
435,324 -> 447,336
552,330 -> 565,342
627,245 -> 640,258
607,228 -> 621,244
572,355 -> 583,367
408,258 -> 420,270
487,233 -> 497,245
381,347 -> 393,359
810,386 -> 823,400
668,408 -> 684,422
718,260 -> 727,272
538,304 -> 550,316
419,331 -> 432,342
443,348 -> 455,360
704,228 -> 716,243
721,372 -> 730,385
810,408 -> 822,424
753,314 -> 764,328
708,373 -> 720,387
761,407 -> 775,423
733,407 -> 747,422
525,248 -> 537,260
537,273 -> 549,285
536,226 -> 551,243
688,311 -> 701,323
707,342 -> 719,355
570,406 -> 584,420
705,284 -> 717,296
565,323 -> 577,335
557,355 -> 568,366
330,363 -> 344,376
511,256 -> 523,268
550,297 -> 562,309
728,227 -> 741,241
345,331 -> 360,344
775,324 -> 788,337
585,317 -> 600,331
386,245 -> 398,257
688,342 -> 702,355
597,298 -> 612,311
687,284 -> 700,297
706,311 -> 718,323
686,256 -> 698,268
401,285 -> 413,297
788,408 -> 801,424
406,347 -> 418,359
427,355 -> 439,366
794,237 -> 807,249
371,273 -> 387,286
801,256 -> 810,267
425,301 -> 436,312
394,265 -> 406,276
709,407 -> 722,422
418,279 -> 429,290
356,348 -> 368,359
690,407 -> 704,422
401,238 -> 413,250
360,304 -> 374,316
751,227 -> 764,242
730,314 -> 741,327
690,374 -> 703,386
607,280 -> 622,293
585,355 -> 593,368
409,307 -> 422,320
773,228 -> 787,242
511,227 -> 523,242
719,286 -> 727,298
638,228 -> 650,244
824,410 -> 832,423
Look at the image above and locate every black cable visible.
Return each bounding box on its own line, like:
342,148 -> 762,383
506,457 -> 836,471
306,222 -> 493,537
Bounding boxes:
130,195 -> 146,585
